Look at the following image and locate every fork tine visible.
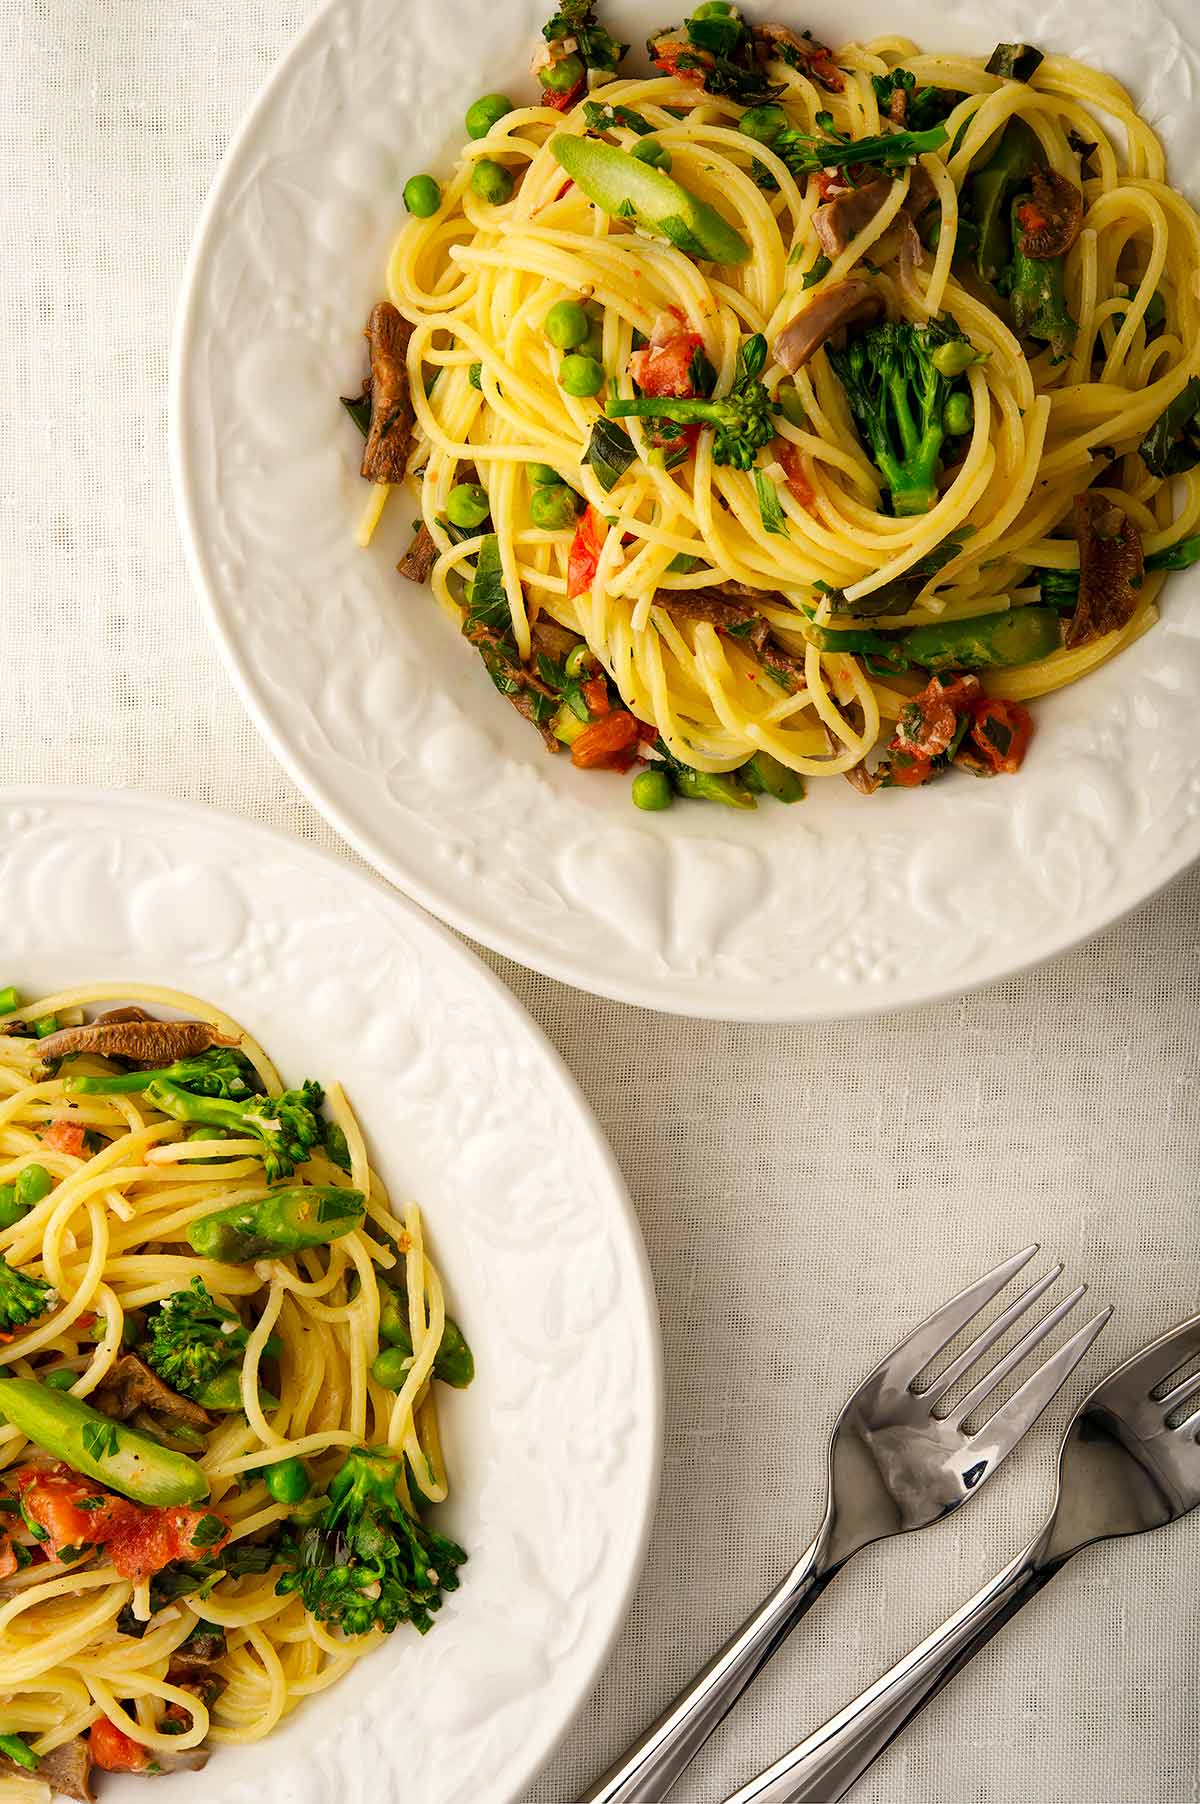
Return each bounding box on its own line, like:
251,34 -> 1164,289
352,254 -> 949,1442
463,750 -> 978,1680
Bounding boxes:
1132,1317 -> 1200,1400
968,1305 -> 1112,1456
1157,1368 -> 1200,1411
883,1245 -> 1039,1387
922,1263 -> 1064,1404
948,1285 -> 1088,1424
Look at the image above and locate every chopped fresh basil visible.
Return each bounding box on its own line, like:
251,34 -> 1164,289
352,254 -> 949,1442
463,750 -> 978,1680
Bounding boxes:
754,469 -> 789,537
339,392 -> 371,437
582,417 -> 636,492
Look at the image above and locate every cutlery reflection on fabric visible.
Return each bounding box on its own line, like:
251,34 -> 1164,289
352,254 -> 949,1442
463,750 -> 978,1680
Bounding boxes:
726,1312 -> 1200,1804
580,1248 -> 1110,1804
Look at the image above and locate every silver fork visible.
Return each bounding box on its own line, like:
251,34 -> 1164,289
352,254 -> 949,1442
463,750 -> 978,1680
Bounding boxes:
578,1247 -> 1109,1804
725,1310 -> 1200,1804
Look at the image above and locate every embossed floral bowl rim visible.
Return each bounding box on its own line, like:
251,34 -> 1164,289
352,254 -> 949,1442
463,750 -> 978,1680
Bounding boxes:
0,788 -> 662,1804
171,0 -> 1200,1022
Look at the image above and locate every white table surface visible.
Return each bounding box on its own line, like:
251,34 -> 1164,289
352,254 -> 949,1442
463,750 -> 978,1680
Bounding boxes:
4,5 -> 1198,1801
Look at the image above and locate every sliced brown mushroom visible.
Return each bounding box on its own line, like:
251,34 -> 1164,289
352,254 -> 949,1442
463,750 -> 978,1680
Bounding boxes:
1015,167 -> 1084,260
773,280 -> 885,372
811,166 -> 937,261
0,1736 -> 95,1802
529,617 -> 583,666
36,1017 -> 239,1066
361,301 -> 415,485
844,762 -> 882,795
752,22 -> 844,93
167,1625 -> 227,1675
654,585 -> 806,692
95,1354 -> 213,1431
1066,492 -> 1144,648
397,521 -> 438,584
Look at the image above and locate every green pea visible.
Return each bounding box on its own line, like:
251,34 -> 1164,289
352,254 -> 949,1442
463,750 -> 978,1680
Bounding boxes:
530,485 -> 582,530
371,1345 -> 412,1391
446,483 -> 490,529
740,104 -> 788,145
544,299 -> 590,350
776,384 -> 807,430
15,1165 -> 52,1210
632,139 -> 672,172
528,462 -> 563,486
943,390 -> 974,436
43,1368 -> 78,1391
632,769 -> 673,811
559,353 -> 605,398
0,1190 -> 23,1230
540,51 -> 585,94
264,1457 -> 310,1505
402,174 -> 441,218
465,93 -> 513,139
471,159 -> 514,205
468,362 -> 483,389
565,643 -> 597,677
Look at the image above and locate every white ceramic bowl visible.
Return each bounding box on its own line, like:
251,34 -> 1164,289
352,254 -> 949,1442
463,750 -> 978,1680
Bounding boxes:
0,789 -> 661,1804
172,0 -> 1200,1019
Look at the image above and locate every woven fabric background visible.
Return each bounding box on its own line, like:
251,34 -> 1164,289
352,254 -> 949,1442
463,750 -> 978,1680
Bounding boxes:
3,3 -> 1198,1800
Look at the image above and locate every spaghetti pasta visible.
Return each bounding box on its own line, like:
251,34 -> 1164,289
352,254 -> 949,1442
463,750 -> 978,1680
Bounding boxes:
355,6 -> 1200,801
0,983 -> 467,1793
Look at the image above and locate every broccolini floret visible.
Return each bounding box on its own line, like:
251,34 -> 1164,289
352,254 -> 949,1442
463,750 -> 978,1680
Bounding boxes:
0,1255 -> 55,1332
275,1446 -> 466,1636
606,333 -> 776,470
145,1278 -> 249,1398
827,319 -> 976,516
68,1047 -> 255,1100
144,1078 -> 326,1183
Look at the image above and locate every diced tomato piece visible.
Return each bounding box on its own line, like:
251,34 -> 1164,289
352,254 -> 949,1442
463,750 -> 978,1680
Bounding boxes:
635,718 -> 659,747
542,77 -> 585,113
15,1467 -> 117,1551
887,752 -> 936,788
645,421 -> 701,461
892,673 -> 980,760
648,306 -> 687,346
0,1535 -> 17,1579
14,1464 -> 228,1581
581,674 -> 611,717
567,506 -> 605,601
89,1717 -> 151,1774
650,39 -> 708,83
773,437 -> 815,508
969,697 -> 1034,775
812,170 -> 845,203
629,333 -> 705,400
571,711 -> 640,770
101,1505 -> 230,1583
1017,198 -> 1049,234
806,46 -> 845,92
43,1121 -> 86,1157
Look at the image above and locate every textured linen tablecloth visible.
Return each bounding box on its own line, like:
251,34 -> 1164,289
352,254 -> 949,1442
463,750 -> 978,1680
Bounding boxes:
4,4 -> 1199,1800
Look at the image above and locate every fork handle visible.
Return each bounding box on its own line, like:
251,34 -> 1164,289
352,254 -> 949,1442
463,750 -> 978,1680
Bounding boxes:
723,1539 -> 1060,1804
578,1531 -> 836,1804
